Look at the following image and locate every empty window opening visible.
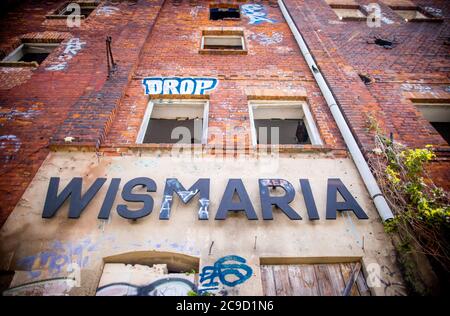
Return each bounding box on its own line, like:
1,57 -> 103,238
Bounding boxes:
248,101 -> 323,147
414,102 -> 450,145
210,5 -> 240,20
329,4 -> 367,20
1,42 -> 60,66
390,7 -> 434,21
202,35 -> 244,51
137,100 -> 208,145
47,1 -> 98,19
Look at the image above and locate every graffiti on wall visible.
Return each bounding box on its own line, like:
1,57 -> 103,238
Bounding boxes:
423,7 -> 442,17
241,4 -> 277,25
96,277 -> 196,296
95,6 -> 120,16
0,135 -> 21,163
3,277 -> 78,296
249,32 -> 283,46
17,238 -> 98,279
198,255 -> 253,294
142,77 -> 218,95
45,38 -> 86,71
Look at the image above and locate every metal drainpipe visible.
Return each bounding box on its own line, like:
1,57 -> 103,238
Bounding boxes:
278,0 -> 394,221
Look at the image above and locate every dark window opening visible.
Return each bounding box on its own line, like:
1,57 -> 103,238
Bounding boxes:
430,122 -> 450,144
255,119 -> 310,145
19,53 -> 49,64
210,7 -> 240,20
143,118 -> 202,144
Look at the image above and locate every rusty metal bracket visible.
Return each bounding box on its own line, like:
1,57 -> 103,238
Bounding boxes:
106,36 -> 117,79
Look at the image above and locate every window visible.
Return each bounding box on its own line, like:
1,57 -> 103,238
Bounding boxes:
248,101 -> 323,147
137,99 -> 209,144
200,30 -> 246,55
46,1 -> 98,19
330,5 -> 367,20
1,42 -> 60,66
389,7 -> 435,22
210,5 -> 240,20
414,102 -> 450,144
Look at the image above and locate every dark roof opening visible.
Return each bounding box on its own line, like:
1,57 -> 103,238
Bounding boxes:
358,73 -> 373,85
374,38 -> 394,49
210,7 -> 240,20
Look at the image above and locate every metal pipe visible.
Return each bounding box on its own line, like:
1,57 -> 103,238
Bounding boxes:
278,0 -> 394,221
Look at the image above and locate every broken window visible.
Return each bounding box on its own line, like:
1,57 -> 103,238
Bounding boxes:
248,101 -> 323,146
47,1 -> 98,19
414,102 -> 450,144
0,42 -> 60,66
137,100 -> 208,144
210,5 -> 240,20
200,30 -> 246,54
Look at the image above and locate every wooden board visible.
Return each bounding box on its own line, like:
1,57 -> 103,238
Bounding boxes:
260,262 -> 371,296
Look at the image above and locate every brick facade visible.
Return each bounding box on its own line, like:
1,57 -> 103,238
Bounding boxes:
0,0 -> 449,227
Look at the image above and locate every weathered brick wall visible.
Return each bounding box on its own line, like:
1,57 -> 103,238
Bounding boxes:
0,0 -> 448,227
104,0 -> 344,150
284,0 -> 450,187
0,0 -> 164,226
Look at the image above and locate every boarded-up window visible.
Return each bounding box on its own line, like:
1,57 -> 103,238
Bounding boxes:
260,263 -> 371,296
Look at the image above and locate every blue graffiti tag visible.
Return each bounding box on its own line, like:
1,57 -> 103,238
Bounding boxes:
142,77 -> 218,95
198,255 -> 253,293
241,4 -> 277,25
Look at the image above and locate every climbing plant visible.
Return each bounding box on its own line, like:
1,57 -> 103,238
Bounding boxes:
367,115 -> 450,294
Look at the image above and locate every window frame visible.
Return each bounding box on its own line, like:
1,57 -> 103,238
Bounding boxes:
199,30 -> 247,55
136,99 -> 209,145
45,1 -> 99,20
248,100 -> 323,147
0,42 -> 61,67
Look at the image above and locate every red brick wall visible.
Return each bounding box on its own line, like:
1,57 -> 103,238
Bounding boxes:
104,1 -> 344,150
0,0 -> 448,227
284,0 -> 450,187
0,0 -> 164,226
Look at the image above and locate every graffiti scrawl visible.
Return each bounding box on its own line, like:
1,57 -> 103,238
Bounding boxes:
198,255 -> 253,294
142,77 -> 218,95
95,6 -> 120,17
45,38 -> 86,71
250,32 -> 283,46
241,4 -> 277,25
96,277 -> 196,296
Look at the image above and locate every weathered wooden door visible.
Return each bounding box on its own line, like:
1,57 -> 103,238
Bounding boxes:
260,263 -> 371,296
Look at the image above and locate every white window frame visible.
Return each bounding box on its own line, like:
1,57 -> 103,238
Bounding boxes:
136,99 -> 209,144
1,42 -> 60,63
248,100 -> 323,147
201,35 -> 246,51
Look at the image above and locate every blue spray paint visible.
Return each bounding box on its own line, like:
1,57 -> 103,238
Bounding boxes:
241,4 -> 277,25
142,77 -> 218,95
198,255 -> 253,293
